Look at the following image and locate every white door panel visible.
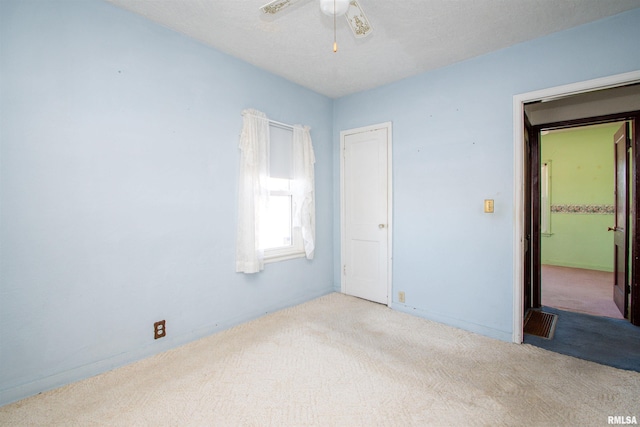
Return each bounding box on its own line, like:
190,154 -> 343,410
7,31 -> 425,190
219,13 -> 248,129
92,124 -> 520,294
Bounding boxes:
342,124 -> 391,304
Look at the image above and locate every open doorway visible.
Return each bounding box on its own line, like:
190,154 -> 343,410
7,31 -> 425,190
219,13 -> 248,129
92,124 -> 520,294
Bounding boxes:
513,75 -> 640,369
514,73 -> 640,348
522,109 -> 640,370
525,113 -> 638,324
539,123 -> 627,320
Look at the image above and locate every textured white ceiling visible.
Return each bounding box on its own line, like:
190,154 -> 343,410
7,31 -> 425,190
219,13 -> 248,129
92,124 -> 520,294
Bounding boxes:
106,0 -> 640,98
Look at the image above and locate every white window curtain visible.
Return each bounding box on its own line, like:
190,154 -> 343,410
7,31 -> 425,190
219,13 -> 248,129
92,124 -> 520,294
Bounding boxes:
235,110 -> 316,273
292,125 -> 316,259
235,109 -> 270,273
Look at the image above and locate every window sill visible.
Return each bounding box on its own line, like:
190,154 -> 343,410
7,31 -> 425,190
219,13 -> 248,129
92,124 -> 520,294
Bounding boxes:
264,250 -> 306,264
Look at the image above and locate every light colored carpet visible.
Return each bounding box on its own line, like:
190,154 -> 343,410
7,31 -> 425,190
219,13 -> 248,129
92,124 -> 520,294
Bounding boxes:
1,293 -> 639,426
542,264 -> 623,319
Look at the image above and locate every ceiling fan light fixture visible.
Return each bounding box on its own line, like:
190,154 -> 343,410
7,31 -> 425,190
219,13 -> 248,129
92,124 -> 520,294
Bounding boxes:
320,0 -> 349,16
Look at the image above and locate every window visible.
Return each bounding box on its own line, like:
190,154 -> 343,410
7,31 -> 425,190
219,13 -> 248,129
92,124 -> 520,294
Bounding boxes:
541,161 -> 551,235
261,125 -> 304,262
235,109 -> 315,274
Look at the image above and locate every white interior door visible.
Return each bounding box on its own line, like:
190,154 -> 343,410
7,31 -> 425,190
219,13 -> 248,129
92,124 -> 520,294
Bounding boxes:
341,123 -> 392,305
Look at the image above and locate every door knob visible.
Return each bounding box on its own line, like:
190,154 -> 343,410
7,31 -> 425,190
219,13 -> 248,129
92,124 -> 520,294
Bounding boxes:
608,227 -> 616,231
379,224 -> 385,229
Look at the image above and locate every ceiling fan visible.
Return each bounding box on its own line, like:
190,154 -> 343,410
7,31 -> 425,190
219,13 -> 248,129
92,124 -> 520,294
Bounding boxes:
260,0 -> 373,51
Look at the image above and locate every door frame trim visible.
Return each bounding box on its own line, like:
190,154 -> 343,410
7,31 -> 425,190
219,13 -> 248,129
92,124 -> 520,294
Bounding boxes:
513,71 -> 640,343
340,121 -> 393,307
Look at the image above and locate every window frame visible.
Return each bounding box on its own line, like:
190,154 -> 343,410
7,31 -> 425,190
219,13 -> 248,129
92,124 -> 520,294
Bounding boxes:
261,125 -> 305,263
541,160 -> 552,236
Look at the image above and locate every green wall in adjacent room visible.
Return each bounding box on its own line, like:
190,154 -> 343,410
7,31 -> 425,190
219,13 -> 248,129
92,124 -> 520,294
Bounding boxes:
541,123 -> 622,272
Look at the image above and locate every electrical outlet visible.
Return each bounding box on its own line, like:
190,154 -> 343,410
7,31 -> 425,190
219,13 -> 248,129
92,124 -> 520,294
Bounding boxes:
154,320 -> 166,339
398,291 -> 405,303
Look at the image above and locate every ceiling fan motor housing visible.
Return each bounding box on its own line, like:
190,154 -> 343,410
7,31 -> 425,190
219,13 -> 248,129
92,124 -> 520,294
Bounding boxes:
320,0 -> 350,16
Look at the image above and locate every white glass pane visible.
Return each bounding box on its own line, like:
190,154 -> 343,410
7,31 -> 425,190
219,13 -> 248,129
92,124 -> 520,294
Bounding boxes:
261,195 -> 292,249
268,177 -> 291,192
541,162 -> 550,234
270,125 -> 293,179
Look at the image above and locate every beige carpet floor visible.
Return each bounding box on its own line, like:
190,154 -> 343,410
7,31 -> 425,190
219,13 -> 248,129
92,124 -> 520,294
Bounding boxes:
1,293 -> 639,426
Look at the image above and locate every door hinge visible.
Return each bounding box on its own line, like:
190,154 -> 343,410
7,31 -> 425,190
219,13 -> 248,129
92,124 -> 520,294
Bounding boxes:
343,265 -> 346,276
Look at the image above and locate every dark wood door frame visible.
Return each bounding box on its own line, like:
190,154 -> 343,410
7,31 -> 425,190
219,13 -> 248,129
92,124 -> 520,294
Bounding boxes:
525,117 -> 541,310
613,122 -> 631,317
524,115 -> 533,312
525,110 -> 640,325
632,116 -> 639,325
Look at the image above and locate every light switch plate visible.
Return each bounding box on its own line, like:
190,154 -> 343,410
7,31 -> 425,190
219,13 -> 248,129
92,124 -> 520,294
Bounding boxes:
484,199 -> 494,213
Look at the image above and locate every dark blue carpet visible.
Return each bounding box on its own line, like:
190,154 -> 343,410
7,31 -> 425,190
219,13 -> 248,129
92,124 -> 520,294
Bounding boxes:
524,306 -> 640,372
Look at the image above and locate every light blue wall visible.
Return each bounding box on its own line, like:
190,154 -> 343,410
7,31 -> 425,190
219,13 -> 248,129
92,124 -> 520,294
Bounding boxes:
0,0 -> 333,405
333,9 -> 640,340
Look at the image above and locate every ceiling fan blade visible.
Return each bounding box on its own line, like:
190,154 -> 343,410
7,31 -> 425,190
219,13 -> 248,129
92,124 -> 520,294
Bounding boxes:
260,0 -> 303,14
344,0 -> 372,38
